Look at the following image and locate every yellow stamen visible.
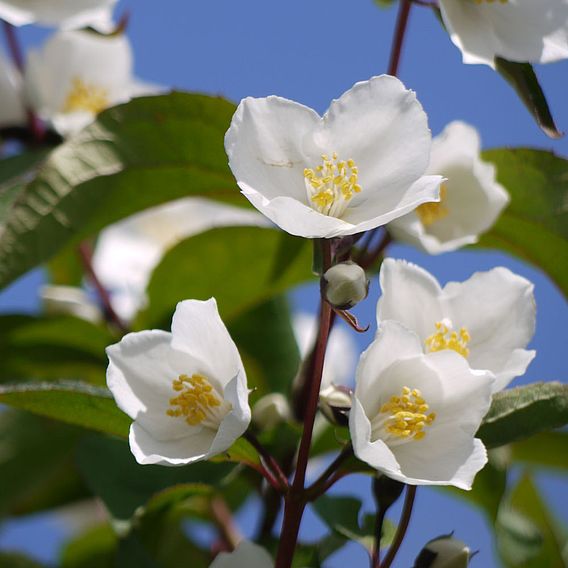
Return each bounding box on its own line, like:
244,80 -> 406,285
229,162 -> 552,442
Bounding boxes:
304,152 -> 361,217
416,183 -> 449,226
379,386 -> 436,441
62,77 -> 110,114
425,321 -> 471,358
166,373 -> 227,427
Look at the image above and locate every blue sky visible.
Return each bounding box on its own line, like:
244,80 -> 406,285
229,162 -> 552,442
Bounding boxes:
1,1 -> 567,566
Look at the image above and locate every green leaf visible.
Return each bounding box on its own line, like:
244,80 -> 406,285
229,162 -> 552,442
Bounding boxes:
312,494 -> 394,552
0,553 -> 46,568
0,380 -> 131,437
373,0 -> 397,8
495,58 -> 562,139
497,507 -> 544,566
0,314 -> 112,385
477,382 -> 568,449
511,431 -> 568,471
0,410 -> 87,517
76,435 -> 244,520
230,296 -> 300,395
211,437 -> 260,468
139,226 -> 313,328
478,149 -> 568,297
61,524 -> 117,568
497,474 -> 566,567
0,92 -> 247,290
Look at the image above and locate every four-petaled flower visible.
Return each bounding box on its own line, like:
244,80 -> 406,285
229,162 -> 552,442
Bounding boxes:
377,259 -> 536,392
439,0 -> 568,68
349,321 -> 494,489
106,298 -> 251,465
225,75 -> 443,238
389,121 -> 509,254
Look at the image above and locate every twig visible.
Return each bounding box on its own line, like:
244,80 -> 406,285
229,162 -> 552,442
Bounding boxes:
210,496 -> 242,551
78,242 -> 128,333
245,431 -> 289,491
305,444 -> 353,501
381,485 -> 417,568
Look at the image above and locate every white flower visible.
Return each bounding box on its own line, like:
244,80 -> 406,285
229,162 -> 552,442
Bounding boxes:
93,198 -> 269,321
209,541 -> 273,568
106,298 -> 251,466
225,75 -> 443,238
350,321 -> 493,489
389,121 -> 509,254
0,0 -> 116,29
439,0 -> 568,68
0,50 -> 26,128
377,259 -> 536,392
293,312 -> 357,391
24,29 -> 157,135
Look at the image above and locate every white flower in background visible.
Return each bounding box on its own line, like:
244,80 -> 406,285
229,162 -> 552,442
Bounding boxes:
25,29 -> 157,136
0,0 -> 116,29
40,285 -> 101,323
225,75 -> 443,238
377,259 -> 536,392
0,50 -> 26,128
439,0 -> 568,68
209,541 -> 273,568
350,321 -> 493,489
93,198 -> 269,322
389,121 -> 509,254
106,298 -> 251,466
293,312 -> 357,391
252,393 -> 291,429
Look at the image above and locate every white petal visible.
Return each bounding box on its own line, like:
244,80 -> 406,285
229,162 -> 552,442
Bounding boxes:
0,51 -> 26,128
377,259 -> 444,338
439,0 -> 568,67
209,541 -> 273,568
323,76 -> 432,197
207,372 -> 251,457
355,321 -> 423,416
129,421 -> 216,466
349,396 -> 403,475
0,0 -> 116,28
444,267 -> 536,384
225,95 -> 321,203
171,298 -> 244,388
106,330 -> 208,441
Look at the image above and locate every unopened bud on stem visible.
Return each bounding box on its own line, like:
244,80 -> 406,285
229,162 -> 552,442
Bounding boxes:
252,393 -> 291,430
413,535 -> 471,568
319,384 -> 352,426
322,261 -> 368,310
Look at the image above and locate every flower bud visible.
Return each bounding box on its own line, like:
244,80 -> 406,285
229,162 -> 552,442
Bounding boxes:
322,261 -> 369,310
413,535 -> 471,568
319,384 -> 352,426
252,393 -> 291,430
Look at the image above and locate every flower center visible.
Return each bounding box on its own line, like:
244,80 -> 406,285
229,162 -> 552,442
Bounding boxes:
304,153 -> 361,218
372,386 -> 436,445
425,320 -> 471,358
62,77 -> 110,114
166,373 -> 231,429
416,183 -> 448,226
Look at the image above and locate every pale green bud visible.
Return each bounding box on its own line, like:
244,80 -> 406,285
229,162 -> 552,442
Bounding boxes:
252,393 -> 291,429
322,261 -> 368,309
414,535 -> 471,568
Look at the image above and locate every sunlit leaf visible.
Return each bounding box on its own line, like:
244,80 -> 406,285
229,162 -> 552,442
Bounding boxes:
477,382 -> 568,448
0,380 -> 130,437
0,93 -> 246,290
478,149 -> 568,298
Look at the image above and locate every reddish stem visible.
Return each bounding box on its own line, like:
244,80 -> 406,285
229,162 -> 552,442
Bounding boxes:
275,240 -> 333,568
245,431 -> 289,491
211,496 -> 241,551
387,0 -> 413,77
78,242 -> 128,333
381,485 -> 417,568
2,21 -> 45,143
